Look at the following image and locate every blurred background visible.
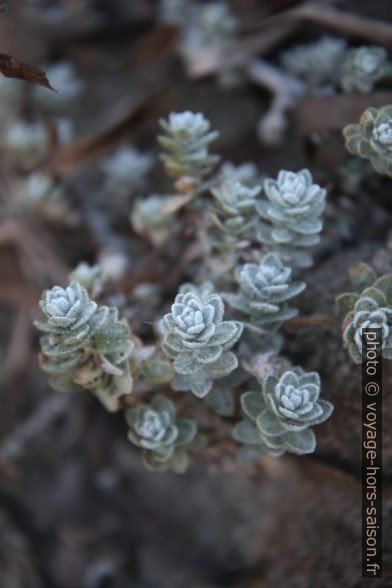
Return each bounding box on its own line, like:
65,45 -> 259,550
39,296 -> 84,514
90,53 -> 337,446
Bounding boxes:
0,1 -> 391,586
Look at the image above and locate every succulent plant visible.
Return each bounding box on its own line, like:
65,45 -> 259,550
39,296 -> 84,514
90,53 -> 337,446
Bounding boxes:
3,121 -> 48,161
158,111 -> 220,180
158,0 -> 191,26
256,169 -> 326,267
232,367 -> 333,457
262,369 -> 332,430
337,269 -> 392,364
339,46 -> 391,93
280,36 -> 347,83
130,193 -> 182,247
22,172 -> 63,207
343,105 -> 392,177
180,1 -> 238,59
69,262 -> 104,294
36,281 -> 98,340
209,180 -> 261,246
224,253 -> 305,333
126,394 -> 197,472
131,195 -> 171,232
35,281 -> 135,412
161,283 -> 243,397
101,146 -> 154,190
218,161 -> 260,186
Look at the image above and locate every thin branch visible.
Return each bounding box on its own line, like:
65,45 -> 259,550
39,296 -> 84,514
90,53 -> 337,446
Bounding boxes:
186,21 -> 297,79
283,314 -> 334,331
246,59 -> 304,146
290,1 -> 392,48
0,394 -> 71,463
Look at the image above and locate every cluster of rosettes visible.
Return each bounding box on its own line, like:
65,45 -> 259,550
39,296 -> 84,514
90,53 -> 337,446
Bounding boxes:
343,105 -> 392,177
233,368 -> 333,458
101,146 -> 153,191
131,194 -> 173,237
280,36 -> 347,83
161,283 -> 243,398
218,161 -> 260,186
336,268 -> 392,364
34,281 -> 134,412
256,169 -> 326,268
158,111 -> 220,180
209,180 -> 261,247
180,0 -> 237,55
126,394 -> 197,472
339,46 -> 391,93
224,252 -> 305,334
69,261 -> 104,295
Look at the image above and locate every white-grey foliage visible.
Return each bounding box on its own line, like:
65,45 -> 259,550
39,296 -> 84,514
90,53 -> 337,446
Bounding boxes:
131,194 -> 171,231
3,121 -> 48,159
158,111 -> 220,179
126,394 -> 197,472
161,283 -> 243,398
69,261 -> 104,294
180,1 -> 238,59
3,118 -> 72,164
158,0 -> 191,26
23,172 -> 64,209
342,286 -> 392,363
339,46 -> 391,93
210,180 -> 261,245
232,368 -> 333,457
34,281 -> 134,412
101,146 -> 154,190
256,169 -> 326,267
224,252 -> 305,333
343,105 -> 392,177
280,36 -> 347,83
218,161 -> 261,187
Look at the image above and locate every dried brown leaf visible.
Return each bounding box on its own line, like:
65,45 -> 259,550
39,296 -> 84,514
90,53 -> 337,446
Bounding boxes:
0,53 -> 54,89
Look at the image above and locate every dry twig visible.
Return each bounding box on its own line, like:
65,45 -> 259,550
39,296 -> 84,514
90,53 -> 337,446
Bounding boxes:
246,59 -> 304,146
0,394 -> 71,464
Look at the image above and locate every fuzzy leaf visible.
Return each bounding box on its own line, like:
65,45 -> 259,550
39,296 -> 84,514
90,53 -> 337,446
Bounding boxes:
206,385 -> 235,417
284,429 -> 316,454
256,408 -> 286,437
240,391 -> 264,420
232,419 -> 261,444
175,419 -> 197,445
174,352 -> 200,375
194,346 -> 222,364
207,351 -> 238,376
91,322 -> 129,352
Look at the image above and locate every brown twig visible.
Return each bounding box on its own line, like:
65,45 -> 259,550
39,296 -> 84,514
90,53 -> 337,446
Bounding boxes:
289,1 -> 392,47
0,394 -> 71,464
283,314 -> 334,331
246,59 -> 304,146
45,87 -> 173,177
0,305 -> 31,386
186,21 -> 297,79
